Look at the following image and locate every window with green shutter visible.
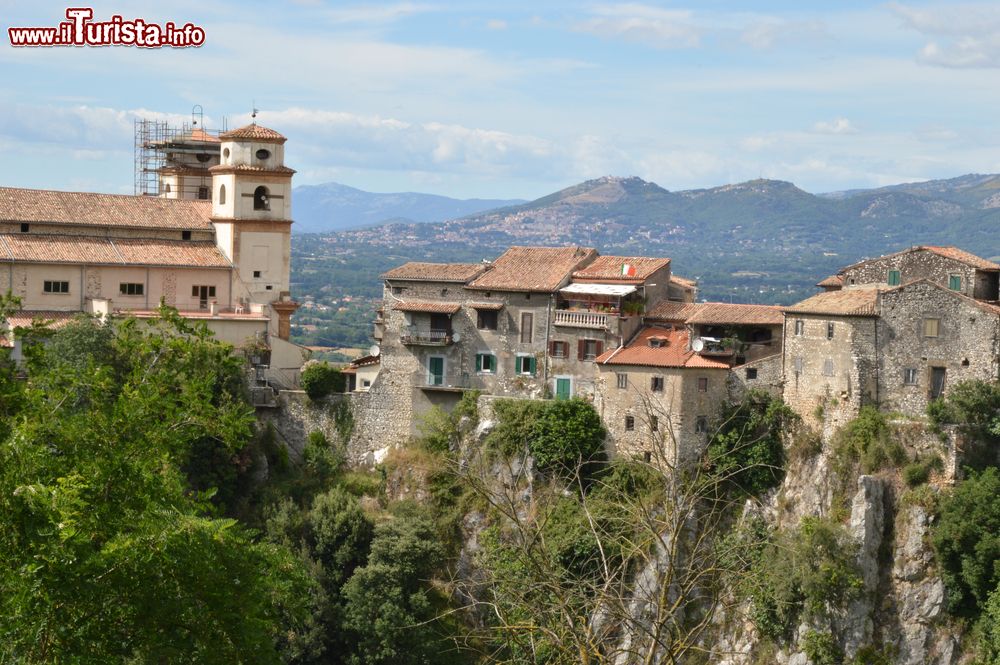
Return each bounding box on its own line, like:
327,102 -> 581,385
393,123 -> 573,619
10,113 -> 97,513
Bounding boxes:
476,353 -> 496,374
887,270 -> 901,286
949,274 -> 962,291
515,355 -> 536,375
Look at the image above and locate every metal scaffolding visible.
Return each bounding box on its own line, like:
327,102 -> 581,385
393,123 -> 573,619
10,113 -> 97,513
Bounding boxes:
132,107 -> 227,197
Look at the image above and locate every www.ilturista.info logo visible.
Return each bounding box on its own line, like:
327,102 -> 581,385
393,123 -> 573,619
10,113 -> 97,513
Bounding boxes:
8,8 -> 205,48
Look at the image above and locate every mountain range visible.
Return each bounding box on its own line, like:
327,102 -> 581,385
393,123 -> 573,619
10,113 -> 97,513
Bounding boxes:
291,181 -> 524,233
299,173 -> 1000,306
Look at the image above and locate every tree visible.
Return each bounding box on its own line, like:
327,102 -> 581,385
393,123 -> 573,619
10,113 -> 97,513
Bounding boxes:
0,308 -> 311,662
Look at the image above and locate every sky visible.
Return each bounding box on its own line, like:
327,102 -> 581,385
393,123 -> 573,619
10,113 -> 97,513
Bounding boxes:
2,1 -> 1000,200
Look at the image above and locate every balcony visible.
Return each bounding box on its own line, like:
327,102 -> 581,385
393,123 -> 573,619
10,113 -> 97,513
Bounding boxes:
553,310 -> 610,330
413,370 -> 472,391
400,328 -> 452,346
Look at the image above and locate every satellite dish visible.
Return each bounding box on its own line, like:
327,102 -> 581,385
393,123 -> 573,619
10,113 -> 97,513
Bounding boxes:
452,332 -> 462,343
368,345 -> 380,357
691,338 -> 705,352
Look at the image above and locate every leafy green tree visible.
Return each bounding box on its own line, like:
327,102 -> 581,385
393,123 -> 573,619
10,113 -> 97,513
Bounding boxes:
528,398 -> 607,478
928,380 -> 1000,470
301,361 -> 347,400
0,309 -> 311,662
832,406 -> 905,475
708,390 -> 795,496
933,467 -> 1000,617
341,512 -> 448,665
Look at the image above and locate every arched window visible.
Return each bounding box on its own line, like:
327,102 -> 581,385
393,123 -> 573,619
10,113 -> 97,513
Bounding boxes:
164,183 -> 171,194
253,185 -> 270,211
219,184 -> 226,205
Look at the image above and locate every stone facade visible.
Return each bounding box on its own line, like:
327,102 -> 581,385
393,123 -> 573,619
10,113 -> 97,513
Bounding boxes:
877,280 -> 1000,417
783,313 -> 879,435
838,246 -> 999,300
727,353 -> 783,402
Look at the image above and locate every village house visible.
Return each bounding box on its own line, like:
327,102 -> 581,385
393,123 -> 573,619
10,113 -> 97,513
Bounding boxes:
785,245 -> 1000,432
0,120 -> 306,387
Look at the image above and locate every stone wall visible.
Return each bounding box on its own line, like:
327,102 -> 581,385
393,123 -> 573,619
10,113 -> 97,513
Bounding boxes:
878,281 -> 1000,418
841,248 -> 990,299
783,313 -> 878,438
727,353 -> 783,402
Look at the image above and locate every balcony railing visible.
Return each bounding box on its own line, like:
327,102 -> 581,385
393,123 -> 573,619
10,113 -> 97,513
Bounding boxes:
400,328 -> 452,346
553,310 -> 610,330
413,370 -> 472,390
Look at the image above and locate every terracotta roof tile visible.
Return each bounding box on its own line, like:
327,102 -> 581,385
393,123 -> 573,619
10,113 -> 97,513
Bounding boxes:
670,275 -> 697,288
208,164 -> 296,175
349,354 -> 381,367
187,128 -> 221,143
4,310 -> 80,330
0,234 -> 231,269
468,302 -> 504,310
381,262 -> 488,283
571,255 -> 670,283
842,245 -> 1000,273
0,187 -> 213,230
686,302 -> 784,326
785,288 -> 880,316
219,123 -> 287,143
392,301 -> 462,314
596,326 -> 730,369
645,301 -> 703,322
467,246 -> 598,292
817,274 -> 845,288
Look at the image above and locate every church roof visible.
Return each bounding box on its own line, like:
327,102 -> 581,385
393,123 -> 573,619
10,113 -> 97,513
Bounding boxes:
0,234 -> 232,269
0,187 -> 213,231
220,123 -> 287,143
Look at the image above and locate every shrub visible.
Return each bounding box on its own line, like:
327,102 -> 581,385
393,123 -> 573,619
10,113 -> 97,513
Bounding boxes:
927,380 -> 1000,471
303,430 -> 344,479
802,630 -> 843,665
903,454 -> 943,488
708,390 -> 796,496
933,467 -> 1000,617
485,398 -> 547,458
976,583 -> 1000,664
300,361 -> 346,400
746,516 -> 863,640
832,406 -> 905,475
528,398 -> 607,477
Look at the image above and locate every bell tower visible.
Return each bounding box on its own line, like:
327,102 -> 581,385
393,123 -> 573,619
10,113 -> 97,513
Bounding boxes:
210,122 -> 298,339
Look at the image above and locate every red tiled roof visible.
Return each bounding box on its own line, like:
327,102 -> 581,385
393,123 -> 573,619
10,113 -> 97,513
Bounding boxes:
468,302 -> 504,310
349,354 -> 381,367
685,302 -> 784,326
0,234 -> 231,269
467,246 -> 598,292
219,123 -> 287,143
817,274 -> 844,288
841,246 -> 1000,273
571,255 -> 670,283
208,164 -> 296,175
187,128 -> 221,143
4,310 -> 80,330
785,288 -> 880,316
644,301 -> 703,322
596,326 -> 730,369
0,187 -> 214,230
391,301 -> 462,314
670,275 -> 697,288
381,262 -> 488,283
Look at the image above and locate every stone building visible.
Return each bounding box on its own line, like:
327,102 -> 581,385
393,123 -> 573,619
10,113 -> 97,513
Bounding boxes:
784,245 -> 1000,431
353,246 -> 682,451
594,326 -> 730,463
0,122 -> 306,386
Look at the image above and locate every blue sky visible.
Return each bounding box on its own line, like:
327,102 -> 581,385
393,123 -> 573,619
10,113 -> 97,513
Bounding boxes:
2,1 -> 1000,200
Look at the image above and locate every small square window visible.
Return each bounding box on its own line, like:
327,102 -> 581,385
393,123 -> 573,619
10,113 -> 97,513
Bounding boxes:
182,230 -> 192,241
625,415 -> 635,431
746,367 -> 758,380
583,339 -> 599,361
253,270 -> 262,278
476,353 -> 497,374
827,322 -> 835,340
478,309 -> 499,331
888,270 -> 901,286
651,376 -> 664,392
43,280 -> 69,294
903,368 -> 918,385
695,416 -> 708,434
823,359 -> 835,376
617,373 -> 628,389
697,377 -> 708,392
19,223 -> 29,233
515,355 -> 536,376
198,186 -> 209,200
924,318 -> 940,338
550,340 -> 568,358
949,275 -> 962,291
794,319 -> 804,336
265,285 -> 273,290
119,282 -> 144,296
650,416 -> 659,432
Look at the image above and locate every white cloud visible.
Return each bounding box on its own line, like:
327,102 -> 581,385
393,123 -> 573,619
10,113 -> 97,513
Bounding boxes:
740,19 -> 828,50
813,118 -> 858,134
890,2 -> 1000,68
573,4 -> 701,48
486,19 -> 507,30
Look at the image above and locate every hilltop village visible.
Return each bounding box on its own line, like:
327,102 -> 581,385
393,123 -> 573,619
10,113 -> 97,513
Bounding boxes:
344,242 -> 1000,464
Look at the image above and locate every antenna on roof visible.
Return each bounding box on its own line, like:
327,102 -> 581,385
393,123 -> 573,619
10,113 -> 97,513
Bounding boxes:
251,101 -> 258,124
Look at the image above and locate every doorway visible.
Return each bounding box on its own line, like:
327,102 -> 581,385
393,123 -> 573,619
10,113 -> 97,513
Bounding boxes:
428,357 -> 445,386
555,377 -> 572,400
929,367 -> 947,400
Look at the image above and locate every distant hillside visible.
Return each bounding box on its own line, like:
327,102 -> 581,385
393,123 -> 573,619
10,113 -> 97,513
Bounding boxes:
291,182 -> 524,233
305,174 -> 1000,308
